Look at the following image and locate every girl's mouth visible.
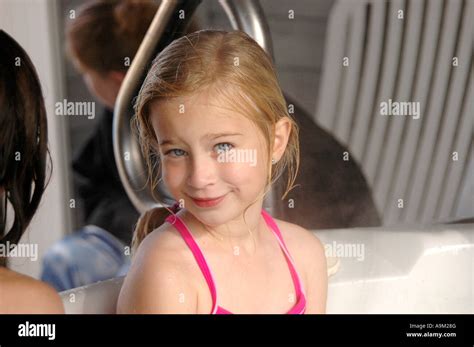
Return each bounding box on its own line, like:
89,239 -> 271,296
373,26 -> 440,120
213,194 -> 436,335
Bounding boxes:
190,194 -> 227,208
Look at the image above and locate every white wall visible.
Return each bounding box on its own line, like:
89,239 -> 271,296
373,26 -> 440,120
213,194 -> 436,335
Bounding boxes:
0,0 -> 71,278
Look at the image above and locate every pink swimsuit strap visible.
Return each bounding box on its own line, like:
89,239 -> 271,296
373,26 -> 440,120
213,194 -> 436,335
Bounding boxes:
165,209 -> 306,314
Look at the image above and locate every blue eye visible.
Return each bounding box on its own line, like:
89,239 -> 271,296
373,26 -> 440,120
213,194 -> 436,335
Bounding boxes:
215,142 -> 234,153
165,148 -> 187,157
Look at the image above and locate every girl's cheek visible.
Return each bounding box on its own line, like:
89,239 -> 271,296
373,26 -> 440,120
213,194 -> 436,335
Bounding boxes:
220,160 -> 265,185
162,161 -> 186,190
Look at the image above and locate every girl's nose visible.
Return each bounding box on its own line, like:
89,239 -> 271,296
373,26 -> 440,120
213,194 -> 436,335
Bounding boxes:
186,153 -> 218,189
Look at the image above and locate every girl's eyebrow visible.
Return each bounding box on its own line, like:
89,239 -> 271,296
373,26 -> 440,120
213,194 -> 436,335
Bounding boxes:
159,139 -> 175,146
204,132 -> 243,140
159,133 -> 243,146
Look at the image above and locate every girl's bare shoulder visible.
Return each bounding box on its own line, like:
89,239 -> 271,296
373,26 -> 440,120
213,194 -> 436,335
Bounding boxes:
272,218 -> 326,257
118,222 -> 200,313
271,218 -> 329,313
0,267 -> 64,314
135,220 -> 195,265
271,218 -> 327,282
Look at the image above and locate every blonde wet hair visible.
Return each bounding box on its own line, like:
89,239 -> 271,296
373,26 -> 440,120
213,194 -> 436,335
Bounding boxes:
132,30 -> 300,252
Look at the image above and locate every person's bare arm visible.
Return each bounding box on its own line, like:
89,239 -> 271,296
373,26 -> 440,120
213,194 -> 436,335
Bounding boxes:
278,221 -> 328,314
0,269 -> 64,314
117,229 -> 198,314
302,233 -> 328,314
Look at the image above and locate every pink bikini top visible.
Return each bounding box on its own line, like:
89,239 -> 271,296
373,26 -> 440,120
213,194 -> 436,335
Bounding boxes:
165,208 -> 307,314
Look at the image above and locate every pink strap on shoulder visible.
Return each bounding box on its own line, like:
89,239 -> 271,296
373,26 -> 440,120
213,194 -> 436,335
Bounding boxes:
165,213 -> 218,313
261,209 -> 305,298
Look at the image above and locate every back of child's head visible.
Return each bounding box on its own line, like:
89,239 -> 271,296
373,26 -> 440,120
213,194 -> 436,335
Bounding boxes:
132,29 -> 299,252
66,0 -> 159,74
66,0 -> 199,74
0,30 -> 50,265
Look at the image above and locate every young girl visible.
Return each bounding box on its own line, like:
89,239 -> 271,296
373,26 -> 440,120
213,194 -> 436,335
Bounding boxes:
117,30 -> 328,314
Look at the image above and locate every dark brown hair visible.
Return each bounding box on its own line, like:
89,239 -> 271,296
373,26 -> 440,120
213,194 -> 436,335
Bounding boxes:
66,0 -> 199,74
0,30 -> 51,266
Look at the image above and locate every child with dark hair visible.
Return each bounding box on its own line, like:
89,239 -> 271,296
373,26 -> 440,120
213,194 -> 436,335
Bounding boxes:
0,30 -> 64,313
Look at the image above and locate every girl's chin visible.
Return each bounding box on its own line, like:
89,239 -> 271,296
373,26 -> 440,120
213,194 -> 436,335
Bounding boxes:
186,201 -> 237,226
191,212 -> 231,228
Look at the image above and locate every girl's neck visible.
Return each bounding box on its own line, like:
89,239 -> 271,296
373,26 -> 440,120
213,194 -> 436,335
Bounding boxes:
178,205 -> 266,255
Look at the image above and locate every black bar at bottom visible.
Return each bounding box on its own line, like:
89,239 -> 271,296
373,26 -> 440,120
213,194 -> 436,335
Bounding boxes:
0,314 -> 472,345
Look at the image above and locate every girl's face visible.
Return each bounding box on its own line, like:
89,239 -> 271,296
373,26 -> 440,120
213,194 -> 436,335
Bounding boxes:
150,90 -> 269,227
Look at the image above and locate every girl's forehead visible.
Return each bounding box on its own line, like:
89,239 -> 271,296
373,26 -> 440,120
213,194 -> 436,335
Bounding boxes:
157,90 -> 237,113
150,93 -> 255,131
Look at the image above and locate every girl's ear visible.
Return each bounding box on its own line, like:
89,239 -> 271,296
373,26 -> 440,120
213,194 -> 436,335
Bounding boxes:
271,117 -> 292,163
